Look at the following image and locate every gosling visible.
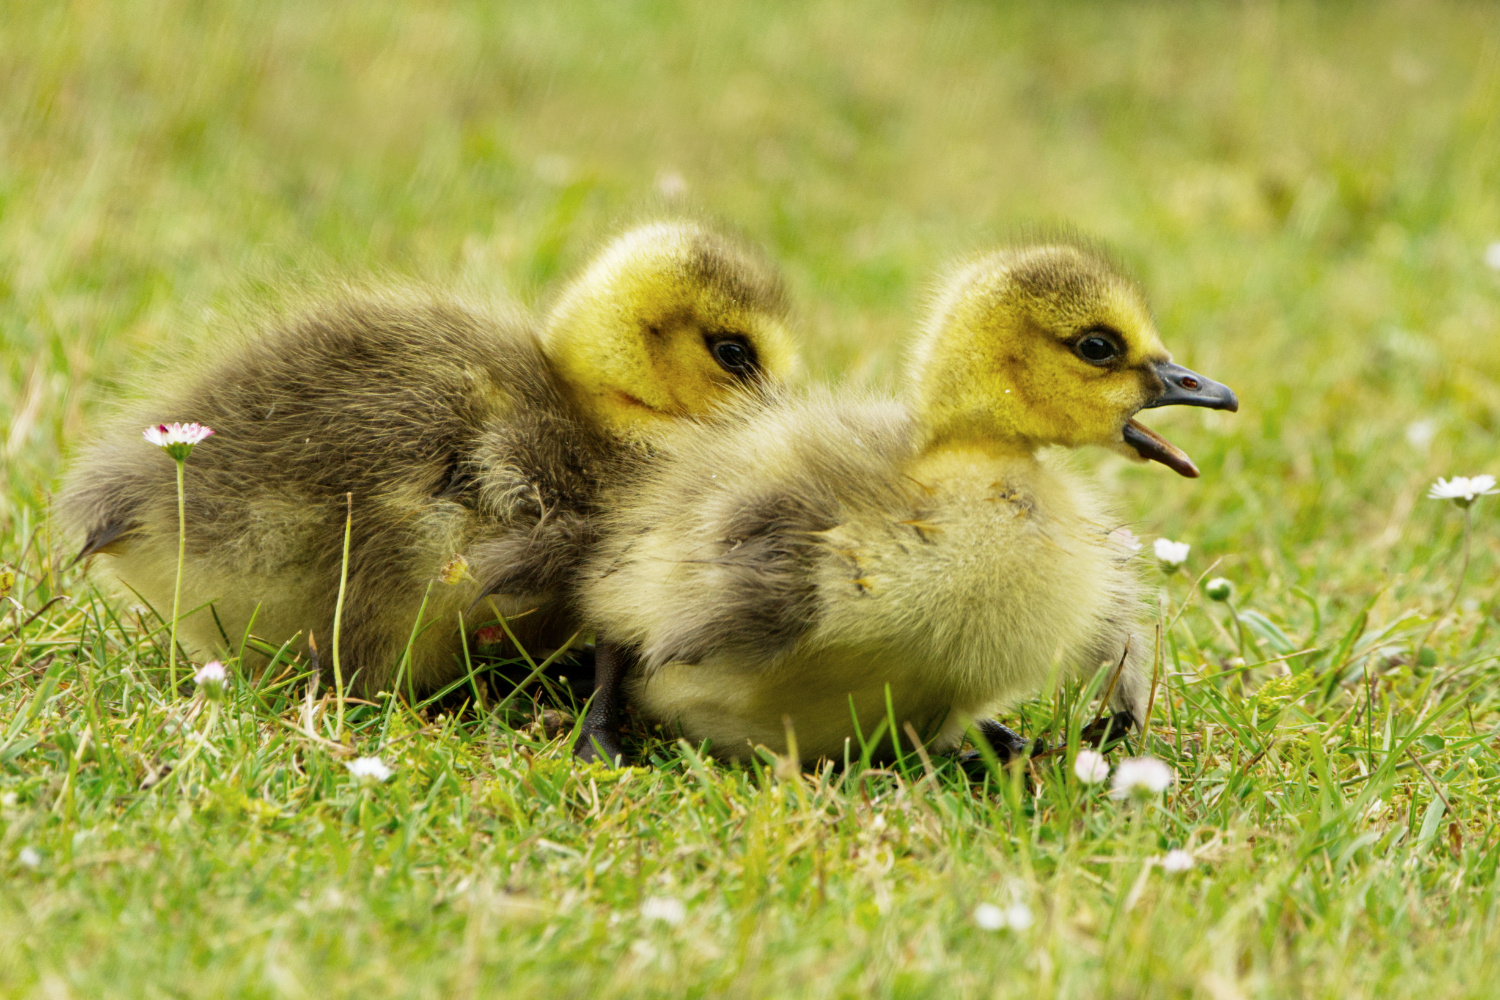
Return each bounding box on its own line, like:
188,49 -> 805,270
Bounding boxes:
59,221 -> 799,701
577,242 -> 1236,764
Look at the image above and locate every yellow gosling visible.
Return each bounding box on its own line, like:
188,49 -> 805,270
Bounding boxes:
577,242 -> 1236,763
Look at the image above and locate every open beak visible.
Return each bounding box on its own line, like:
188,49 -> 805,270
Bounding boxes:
1122,361 -> 1238,478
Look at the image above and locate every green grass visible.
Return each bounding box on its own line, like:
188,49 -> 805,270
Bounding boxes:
5,1 -> 1500,996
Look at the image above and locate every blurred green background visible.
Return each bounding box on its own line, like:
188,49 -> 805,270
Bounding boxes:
5,0 -> 1499,622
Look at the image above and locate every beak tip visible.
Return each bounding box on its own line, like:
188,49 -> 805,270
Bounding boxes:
1146,361 -> 1239,414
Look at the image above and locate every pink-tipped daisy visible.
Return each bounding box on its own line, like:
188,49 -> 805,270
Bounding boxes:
473,626 -> 506,648
193,660 -> 229,700
144,422 -> 215,461
1072,748 -> 1111,784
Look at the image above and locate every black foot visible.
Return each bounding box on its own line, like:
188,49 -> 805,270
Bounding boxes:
956,718 -> 1047,778
1079,710 -> 1136,749
573,727 -> 625,765
976,718 -> 1048,762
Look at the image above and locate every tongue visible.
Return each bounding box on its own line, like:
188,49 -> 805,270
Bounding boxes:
1123,419 -> 1199,478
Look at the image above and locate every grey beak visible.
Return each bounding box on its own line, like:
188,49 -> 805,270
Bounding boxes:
1142,361 -> 1238,412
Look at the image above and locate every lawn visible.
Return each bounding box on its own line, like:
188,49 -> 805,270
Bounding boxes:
4,1 -> 1500,996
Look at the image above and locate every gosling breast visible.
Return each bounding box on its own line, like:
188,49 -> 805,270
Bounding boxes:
582,391 -> 1145,762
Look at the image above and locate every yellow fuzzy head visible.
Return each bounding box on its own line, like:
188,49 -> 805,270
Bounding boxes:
542,222 -> 799,442
908,243 -> 1236,474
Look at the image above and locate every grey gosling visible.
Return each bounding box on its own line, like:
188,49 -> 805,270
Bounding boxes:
59,222 -> 800,731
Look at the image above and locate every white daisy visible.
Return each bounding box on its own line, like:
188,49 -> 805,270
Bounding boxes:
973,902 -> 1005,931
193,660 -> 228,699
1405,419 -> 1438,450
1428,475 -> 1497,507
1158,849 -> 1195,872
1153,538 -> 1190,571
973,901 -> 1033,931
1110,756 -> 1175,799
640,896 -> 686,925
1072,749 -> 1111,784
1002,902 -> 1034,930
346,757 -> 393,783
143,422 -> 214,461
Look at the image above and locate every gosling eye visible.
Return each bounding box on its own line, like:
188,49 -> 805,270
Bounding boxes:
706,334 -> 759,379
1074,329 -> 1123,366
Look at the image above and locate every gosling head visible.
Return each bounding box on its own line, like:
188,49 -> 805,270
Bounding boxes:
909,243 -> 1237,476
541,221 -> 799,442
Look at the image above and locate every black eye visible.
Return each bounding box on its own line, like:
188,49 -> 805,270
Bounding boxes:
707,335 -> 758,378
1075,332 -> 1121,365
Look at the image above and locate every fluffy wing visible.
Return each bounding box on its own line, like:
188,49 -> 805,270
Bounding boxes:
73,519 -> 136,564
583,390 -> 915,672
635,487 -> 833,669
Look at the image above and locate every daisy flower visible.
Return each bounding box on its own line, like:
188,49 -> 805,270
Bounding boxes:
1073,749 -> 1111,784
143,422 -> 215,462
1405,419 -> 1438,451
655,171 -> 689,201
346,757 -> 393,783
1002,902 -> 1035,930
973,901 -> 1034,932
641,896 -> 686,925
193,660 -> 228,700
1153,538 -> 1190,572
973,902 -> 1005,931
144,422 -> 214,692
1428,475 -> 1497,508
1110,756 -> 1175,800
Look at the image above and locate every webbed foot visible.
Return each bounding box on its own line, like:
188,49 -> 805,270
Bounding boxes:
573,727 -> 626,766
975,718 -> 1048,761
956,718 -> 1047,778
1078,710 -> 1136,750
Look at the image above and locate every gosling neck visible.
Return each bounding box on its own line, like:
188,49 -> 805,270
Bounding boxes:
907,429 -> 1038,492
911,382 -> 1042,464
